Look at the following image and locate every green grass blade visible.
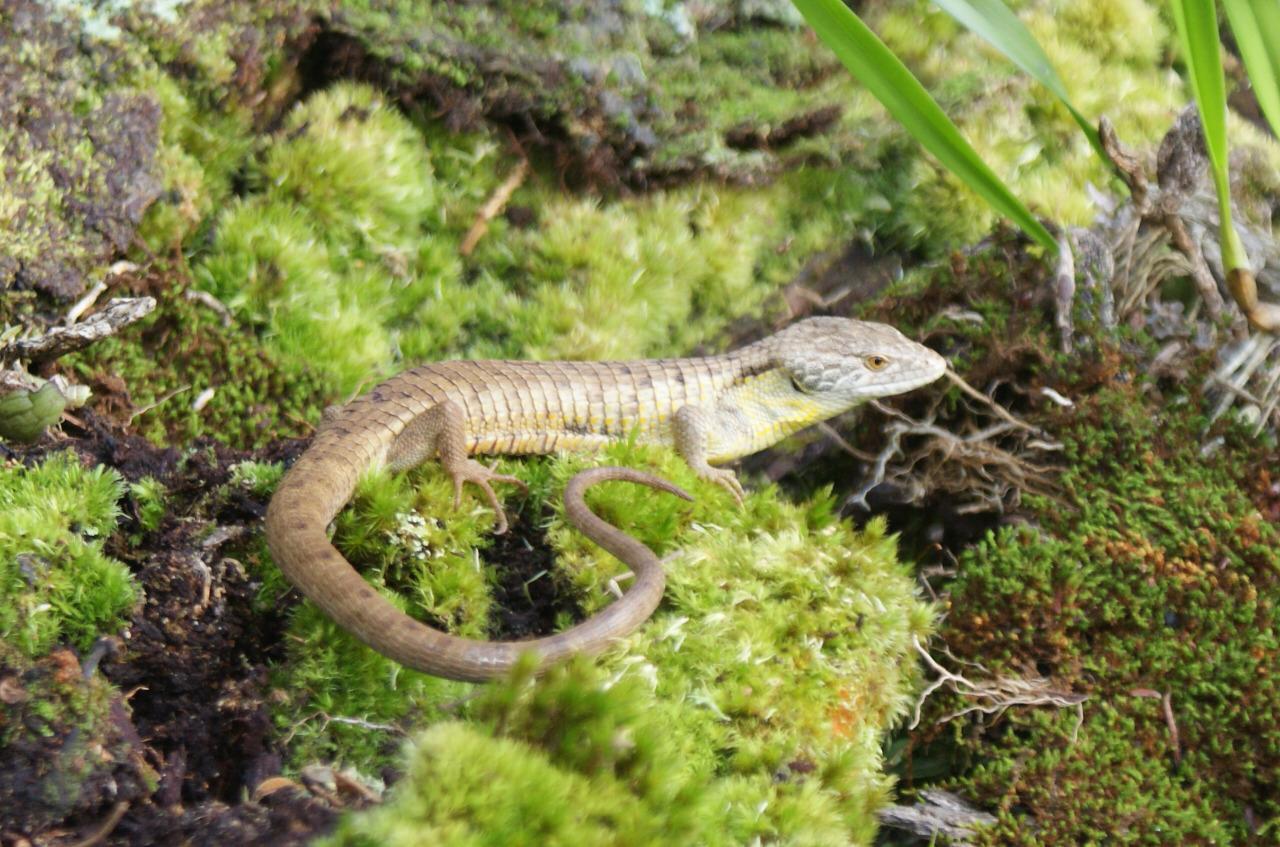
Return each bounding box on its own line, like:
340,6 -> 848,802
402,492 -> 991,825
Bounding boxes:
1223,0 -> 1280,142
1169,0 -> 1247,271
791,0 -> 1057,253
931,0 -> 1104,159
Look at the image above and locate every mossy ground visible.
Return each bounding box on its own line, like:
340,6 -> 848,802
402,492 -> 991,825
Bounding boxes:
914,385 -> 1280,844
0,0 -> 162,299
0,644 -> 157,837
289,441 -> 929,846
65,264 -> 330,447
0,452 -> 135,657
4,0 -> 1279,844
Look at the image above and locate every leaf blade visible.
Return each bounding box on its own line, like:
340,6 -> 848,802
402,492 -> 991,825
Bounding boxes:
931,0 -> 1103,158
1222,0 -> 1280,142
791,0 -> 1057,252
1168,0 -> 1247,271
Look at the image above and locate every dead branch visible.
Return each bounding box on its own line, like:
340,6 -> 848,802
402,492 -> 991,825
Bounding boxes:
2,297 -> 155,364
879,789 -> 996,845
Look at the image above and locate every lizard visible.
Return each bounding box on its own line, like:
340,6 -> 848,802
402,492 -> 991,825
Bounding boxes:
265,317 -> 947,682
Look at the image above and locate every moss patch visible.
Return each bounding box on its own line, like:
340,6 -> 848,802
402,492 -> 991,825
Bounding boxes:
272,441 -> 930,843
920,386 -> 1280,843
195,82 -> 459,393
64,266 -> 329,448
191,80 -> 903,390
0,645 -> 156,837
0,452 -> 135,656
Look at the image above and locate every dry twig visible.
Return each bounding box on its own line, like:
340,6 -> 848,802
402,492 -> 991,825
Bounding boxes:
460,158 -> 530,257
2,297 -> 155,364
61,801 -> 129,847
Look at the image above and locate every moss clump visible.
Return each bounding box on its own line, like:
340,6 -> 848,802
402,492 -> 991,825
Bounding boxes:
928,387 -> 1280,843
65,273 -> 329,448
127,476 -> 168,540
455,184 -> 796,361
322,719 -> 678,846
344,117 -> 903,366
314,664 -> 731,846
260,82 -> 440,249
0,452 -> 135,657
196,82 -> 460,394
192,81 -> 899,386
133,66 -> 256,249
270,440 -> 930,842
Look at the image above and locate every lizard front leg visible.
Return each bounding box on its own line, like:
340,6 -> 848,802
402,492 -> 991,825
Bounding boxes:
672,405 -> 745,505
387,400 -> 527,534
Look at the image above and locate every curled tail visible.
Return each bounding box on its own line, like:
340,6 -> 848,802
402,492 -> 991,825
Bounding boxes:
266,459 -> 691,682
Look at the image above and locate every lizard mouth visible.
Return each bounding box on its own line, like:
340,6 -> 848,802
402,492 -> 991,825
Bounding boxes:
891,347 -> 947,393
886,347 -> 948,395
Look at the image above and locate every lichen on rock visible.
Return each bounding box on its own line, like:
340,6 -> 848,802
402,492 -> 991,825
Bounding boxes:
0,0 -> 161,299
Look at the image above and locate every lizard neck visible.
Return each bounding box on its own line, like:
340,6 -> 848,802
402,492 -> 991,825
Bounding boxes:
704,367 -> 860,462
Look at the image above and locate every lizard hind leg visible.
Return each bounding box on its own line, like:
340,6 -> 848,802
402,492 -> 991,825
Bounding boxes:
387,399 -> 527,535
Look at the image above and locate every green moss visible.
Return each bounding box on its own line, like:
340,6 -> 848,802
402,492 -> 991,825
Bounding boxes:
133,67 -> 256,249
262,82 -> 439,248
929,388 -> 1280,842
196,197 -> 396,391
191,78 -> 907,386
0,452 -> 135,657
128,476 -> 168,535
458,186 -> 790,360
320,717 -> 699,847
66,274 -> 329,448
227,460 -> 284,500
964,705 -> 1233,845
270,439 -> 930,842
319,654 -> 896,846
196,83 -> 461,393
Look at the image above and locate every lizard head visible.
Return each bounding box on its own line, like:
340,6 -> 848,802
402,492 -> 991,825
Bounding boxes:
769,317 -> 947,405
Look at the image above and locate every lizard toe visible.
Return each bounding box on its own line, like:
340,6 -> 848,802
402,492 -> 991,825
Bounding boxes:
473,480 -> 509,534
447,459 -> 522,534
703,467 -> 744,507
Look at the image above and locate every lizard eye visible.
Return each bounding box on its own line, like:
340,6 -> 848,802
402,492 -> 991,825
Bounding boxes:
865,355 -> 889,371
789,374 -> 811,394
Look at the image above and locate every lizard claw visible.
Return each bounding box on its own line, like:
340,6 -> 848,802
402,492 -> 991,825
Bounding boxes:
487,460 -> 528,494
704,467 -> 745,507
446,459 -> 526,534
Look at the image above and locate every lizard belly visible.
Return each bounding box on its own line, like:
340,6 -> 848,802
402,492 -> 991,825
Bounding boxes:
466,422 -> 675,457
